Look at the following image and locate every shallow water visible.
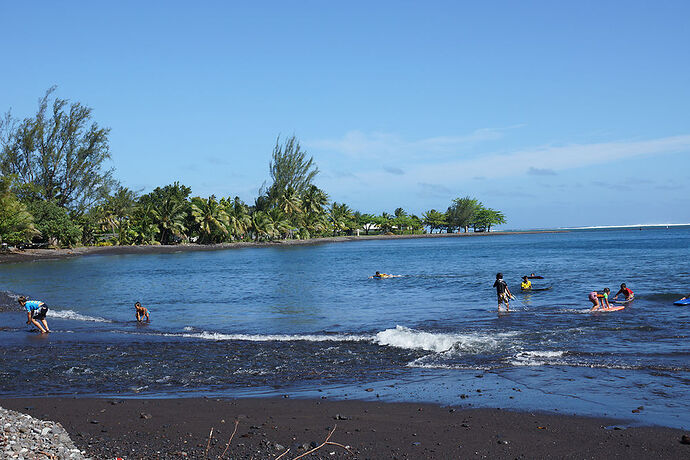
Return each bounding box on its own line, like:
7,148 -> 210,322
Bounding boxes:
1,228 -> 689,428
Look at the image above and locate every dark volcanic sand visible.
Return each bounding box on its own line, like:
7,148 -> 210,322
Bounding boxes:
1,398 -> 687,459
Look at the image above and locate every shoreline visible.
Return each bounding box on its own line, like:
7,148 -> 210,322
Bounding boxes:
0,397 -> 687,459
0,230 -> 564,265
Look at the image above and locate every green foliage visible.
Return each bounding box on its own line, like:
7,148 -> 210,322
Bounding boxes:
268,135 -> 319,203
0,87 -> 115,214
357,213 -> 377,235
0,175 -> 39,245
191,195 -> 229,244
447,196 -> 482,232
472,207 -> 507,232
422,209 -> 447,233
26,200 -> 81,247
329,202 -> 354,236
138,182 -> 191,244
2,92 -> 510,246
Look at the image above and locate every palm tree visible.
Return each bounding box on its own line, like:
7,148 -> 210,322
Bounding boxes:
223,196 -> 251,241
250,211 -> 273,241
303,211 -> 328,238
131,202 -> 160,244
157,196 -> 187,244
379,212 -> 394,233
301,185 -> 329,215
329,202 -> 353,236
265,208 -> 291,239
98,187 -> 138,243
191,195 -> 229,244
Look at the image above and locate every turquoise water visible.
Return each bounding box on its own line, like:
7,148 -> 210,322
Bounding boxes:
1,228 -> 689,428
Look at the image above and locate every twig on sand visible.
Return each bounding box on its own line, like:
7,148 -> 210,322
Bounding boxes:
204,427 -> 214,459
219,419 -> 240,459
275,448 -> 291,460
38,451 -> 58,460
291,424 -> 354,460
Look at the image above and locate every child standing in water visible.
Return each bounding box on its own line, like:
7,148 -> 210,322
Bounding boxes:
493,273 -> 513,312
589,288 -> 611,311
135,302 -> 150,322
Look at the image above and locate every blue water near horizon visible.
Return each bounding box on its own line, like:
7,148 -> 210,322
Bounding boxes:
1,227 -> 689,429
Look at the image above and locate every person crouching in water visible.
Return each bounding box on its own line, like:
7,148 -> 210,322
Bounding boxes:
135,302 -> 150,322
589,288 -> 611,311
613,283 -> 634,301
493,273 -> 513,312
520,276 -> 532,291
18,296 -> 51,333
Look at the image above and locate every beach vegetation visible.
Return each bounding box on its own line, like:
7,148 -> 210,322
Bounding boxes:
446,196 -> 481,232
26,200 -> 81,247
0,87 -> 115,215
422,209 -> 447,233
0,176 -> 40,245
0,90 -> 509,247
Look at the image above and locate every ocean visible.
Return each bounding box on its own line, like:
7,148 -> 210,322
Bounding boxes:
1,227 -> 688,429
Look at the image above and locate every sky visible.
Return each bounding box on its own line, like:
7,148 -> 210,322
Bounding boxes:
1,1 -> 689,229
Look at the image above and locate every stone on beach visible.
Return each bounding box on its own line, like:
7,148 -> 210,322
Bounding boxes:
1,405 -> 89,459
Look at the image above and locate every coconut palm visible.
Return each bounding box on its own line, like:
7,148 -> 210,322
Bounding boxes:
277,186 -> 302,215
301,185 -> 329,216
222,196 -> 251,241
265,208 -> 291,239
131,201 -> 160,244
156,196 -> 187,244
250,211 -> 273,241
329,202 -> 354,236
303,211 -> 328,238
191,195 -> 229,244
98,187 -> 138,243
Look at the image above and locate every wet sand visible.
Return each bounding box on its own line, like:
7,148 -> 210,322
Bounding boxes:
0,230 -> 563,265
1,397 -> 687,459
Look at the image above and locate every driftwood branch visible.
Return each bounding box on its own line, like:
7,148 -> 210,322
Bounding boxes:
291,424 -> 353,459
204,427 -> 214,458
219,420 -> 240,459
275,447 -> 291,460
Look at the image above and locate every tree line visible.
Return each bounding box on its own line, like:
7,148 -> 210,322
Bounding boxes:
0,89 -> 507,247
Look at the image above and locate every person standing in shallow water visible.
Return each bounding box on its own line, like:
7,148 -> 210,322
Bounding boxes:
18,296 -> 51,333
493,273 -> 513,312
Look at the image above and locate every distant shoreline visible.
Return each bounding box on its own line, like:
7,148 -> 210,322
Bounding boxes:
0,230 -> 565,265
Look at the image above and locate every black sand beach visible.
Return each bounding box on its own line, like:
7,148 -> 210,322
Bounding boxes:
1,398 -> 688,459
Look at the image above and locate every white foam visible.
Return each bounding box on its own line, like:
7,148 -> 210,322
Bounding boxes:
510,350 -> 566,366
374,325 -> 514,353
558,308 -> 592,314
562,223 -> 690,230
50,309 -> 112,323
168,331 -> 372,343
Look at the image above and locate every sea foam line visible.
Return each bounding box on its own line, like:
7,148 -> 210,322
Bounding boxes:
168,331 -> 372,343
169,325 -> 516,354
50,309 -> 113,323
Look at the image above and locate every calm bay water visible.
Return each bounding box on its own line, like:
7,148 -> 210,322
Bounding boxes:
1,228 -> 689,428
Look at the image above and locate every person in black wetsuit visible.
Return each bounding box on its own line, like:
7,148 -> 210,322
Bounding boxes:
493,273 -> 513,312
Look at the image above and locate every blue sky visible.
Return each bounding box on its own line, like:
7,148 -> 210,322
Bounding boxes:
1,1 -> 688,229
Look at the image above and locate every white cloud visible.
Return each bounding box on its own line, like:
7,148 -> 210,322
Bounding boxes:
308,127 -> 511,160
407,135 -> 690,182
